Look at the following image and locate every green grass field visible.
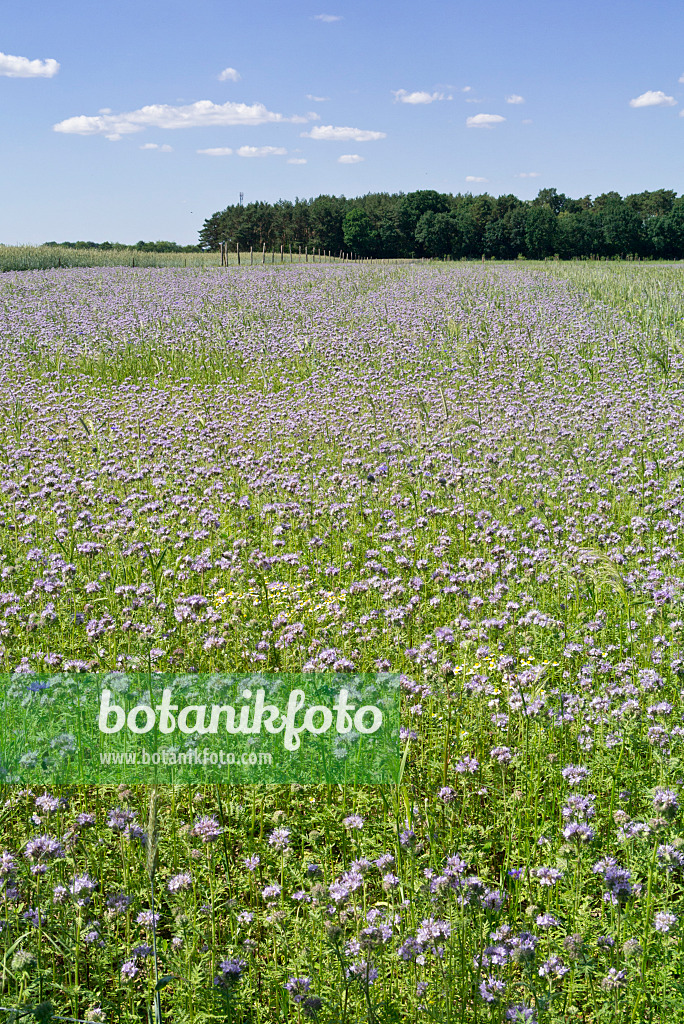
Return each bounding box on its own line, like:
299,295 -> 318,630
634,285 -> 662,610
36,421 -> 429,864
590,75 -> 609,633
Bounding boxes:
0,245 -> 369,272
0,260 -> 683,1022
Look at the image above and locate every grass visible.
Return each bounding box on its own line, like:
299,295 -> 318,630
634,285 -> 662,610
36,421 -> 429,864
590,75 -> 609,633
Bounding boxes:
541,259 -> 684,327
0,246 -> 377,273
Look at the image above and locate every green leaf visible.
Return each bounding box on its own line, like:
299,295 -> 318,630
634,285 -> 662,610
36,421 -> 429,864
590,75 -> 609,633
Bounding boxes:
31,1003 -> 54,1023
156,974 -> 181,991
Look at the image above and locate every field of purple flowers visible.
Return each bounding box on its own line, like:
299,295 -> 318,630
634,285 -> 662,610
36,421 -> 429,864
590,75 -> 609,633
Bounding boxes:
0,261 -> 683,1022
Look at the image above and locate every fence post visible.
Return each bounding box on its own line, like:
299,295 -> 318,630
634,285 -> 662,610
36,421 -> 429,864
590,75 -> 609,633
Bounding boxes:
271,249 -> 274,263
237,242 -> 240,265
281,244 -> 284,263
305,245 -> 308,262
299,245 -> 302,260
262,243 -> 266,265
290,244 -> 292,263
250,246 -> 253,265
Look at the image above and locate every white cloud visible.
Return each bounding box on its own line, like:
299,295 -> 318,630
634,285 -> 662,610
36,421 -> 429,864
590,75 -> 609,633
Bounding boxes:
338,153 -> 363,163
287,157 -> 307,164
53,99 -> 295,137
0,51 -> 59,78
465,175 -> 488,182
462,86 -> 472,92
466,113 -> 505,128
301,124 -> 386,141
140,143 -> 173,151
314,13 -> 342,21
629,90 -> 676,108
522,118 -> 533,124
197,147 -> 233,156
218,66 -> 241,82
306,94 -> 329,102
392,89 -> 447,104
517,171 -> 540,178
680,73 -> 684,84
237,145 -> 287,157
505,94 -> 524,104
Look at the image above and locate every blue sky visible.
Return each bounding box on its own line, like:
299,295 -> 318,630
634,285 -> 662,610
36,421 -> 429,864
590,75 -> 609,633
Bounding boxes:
2,0 -> 684,244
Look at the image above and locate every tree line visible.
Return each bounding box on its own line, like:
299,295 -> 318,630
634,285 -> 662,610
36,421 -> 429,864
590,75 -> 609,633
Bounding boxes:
198,188 -> 684,260
43,240 -> 202,253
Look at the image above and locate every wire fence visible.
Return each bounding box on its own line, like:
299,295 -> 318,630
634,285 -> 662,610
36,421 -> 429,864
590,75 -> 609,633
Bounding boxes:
0,244 -> 409,273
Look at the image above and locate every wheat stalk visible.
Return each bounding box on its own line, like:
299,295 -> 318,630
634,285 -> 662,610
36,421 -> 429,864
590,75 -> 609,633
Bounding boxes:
146,788 -> 162,1024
